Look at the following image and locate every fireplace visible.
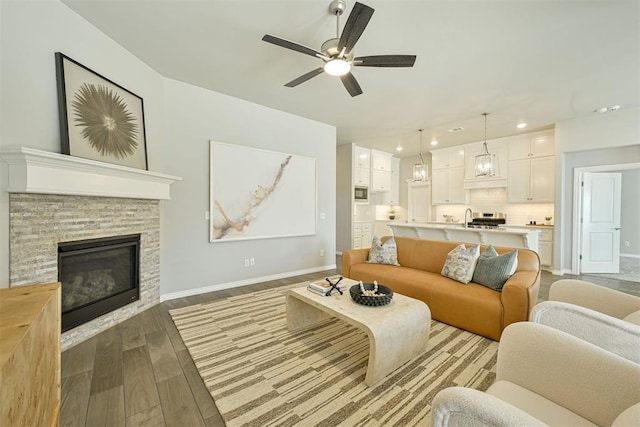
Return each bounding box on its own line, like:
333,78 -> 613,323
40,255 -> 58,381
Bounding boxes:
58,234 -> 140,332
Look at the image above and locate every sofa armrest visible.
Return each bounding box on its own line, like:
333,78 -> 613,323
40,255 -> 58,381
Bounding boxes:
530,300 -> 640,364
432,387 -> 546,427
500,270 -> 540,330
341,248 -> 370,278
497,322 -> 640,427
549,279 -> 640,319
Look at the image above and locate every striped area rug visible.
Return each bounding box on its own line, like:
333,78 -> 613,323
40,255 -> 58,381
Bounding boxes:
170,284 -> 498,426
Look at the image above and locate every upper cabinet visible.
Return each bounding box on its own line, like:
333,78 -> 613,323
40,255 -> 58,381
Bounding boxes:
383,157 -> 400,205
508,132 -> 555,160
463,139 -> 508,189
507,132 -> 555,203
353,146 -> 370,186
431,147 -> 465,169
431,147 -> 468,204
370,149 -> 392,192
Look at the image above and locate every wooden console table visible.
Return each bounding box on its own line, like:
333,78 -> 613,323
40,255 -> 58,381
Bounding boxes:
0,282 -> 61,427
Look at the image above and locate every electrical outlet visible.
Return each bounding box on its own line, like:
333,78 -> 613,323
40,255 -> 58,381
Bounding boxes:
244,258 -> 250,267
320,249 -> 324,257
624,241 -> 630,247
250,257 -> 255,266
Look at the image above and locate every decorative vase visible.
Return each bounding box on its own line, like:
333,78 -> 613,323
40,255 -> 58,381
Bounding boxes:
389,214 -> 396,220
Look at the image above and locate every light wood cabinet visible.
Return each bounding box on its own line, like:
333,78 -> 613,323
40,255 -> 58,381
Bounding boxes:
1,282 -> 61,427
408,182 -> 431,223
508,156 -> 555,202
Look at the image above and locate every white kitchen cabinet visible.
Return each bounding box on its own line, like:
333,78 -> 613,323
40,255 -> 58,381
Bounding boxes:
353,222 -> 372,249
508,132 -> 555,160
538,228 -> 553,268
354,166 -> 369,186
431,147 -> 466,169
432,167 -> 467,204
354,146 -> 371,168
371,170 -> 391,192
383,157 -> 400,205
508,156 -> 555,203
408,182 -> 431,223
371,149 -> 392,172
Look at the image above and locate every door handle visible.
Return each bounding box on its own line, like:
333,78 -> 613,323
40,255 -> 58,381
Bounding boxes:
613,227 -> 621,230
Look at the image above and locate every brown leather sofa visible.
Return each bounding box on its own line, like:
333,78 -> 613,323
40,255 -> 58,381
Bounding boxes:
342,236 -> 541,340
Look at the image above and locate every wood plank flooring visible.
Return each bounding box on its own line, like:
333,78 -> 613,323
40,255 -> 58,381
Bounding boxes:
60,264 -> 638,426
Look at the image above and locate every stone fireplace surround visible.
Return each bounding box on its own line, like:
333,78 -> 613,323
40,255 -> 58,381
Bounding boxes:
1,147 -> 180,350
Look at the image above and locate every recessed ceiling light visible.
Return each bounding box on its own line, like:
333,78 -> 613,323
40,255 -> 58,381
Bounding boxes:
517,123 -> 527,129
396,146 -> 403,152
448,127 -> 464,133
593,105 -> 621,114
430,140 -> 438,146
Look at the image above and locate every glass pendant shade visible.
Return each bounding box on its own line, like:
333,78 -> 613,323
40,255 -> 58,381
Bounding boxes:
413,163 -> 426,181
474,143 -> 494,177
324,59 -> 350,76
474,113 -> 495,177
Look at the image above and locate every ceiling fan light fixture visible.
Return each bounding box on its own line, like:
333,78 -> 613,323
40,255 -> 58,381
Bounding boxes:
324,58 -> 351,76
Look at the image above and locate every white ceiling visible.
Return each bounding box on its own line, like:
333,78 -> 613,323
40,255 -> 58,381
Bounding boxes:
62,0 -> 639,157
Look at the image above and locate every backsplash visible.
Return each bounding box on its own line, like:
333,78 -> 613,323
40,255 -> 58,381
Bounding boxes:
435,188 -> 554,225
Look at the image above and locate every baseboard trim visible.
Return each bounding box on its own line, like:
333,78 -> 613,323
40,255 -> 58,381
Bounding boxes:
159,263 -> 337,302
621,253 -> 640,259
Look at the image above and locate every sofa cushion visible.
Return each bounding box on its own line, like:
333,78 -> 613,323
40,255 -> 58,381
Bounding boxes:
441,244 -> 480,284
472,245 -> 518,291
367,236 -> 400,266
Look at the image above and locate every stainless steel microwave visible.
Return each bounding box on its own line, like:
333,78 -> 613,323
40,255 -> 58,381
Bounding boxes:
354,186 -> 369,203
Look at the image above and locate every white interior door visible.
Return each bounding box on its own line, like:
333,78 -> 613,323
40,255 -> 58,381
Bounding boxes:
580,172 -> 622,273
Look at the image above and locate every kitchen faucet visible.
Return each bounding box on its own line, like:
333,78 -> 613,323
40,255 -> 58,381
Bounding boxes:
464,208 -> 473,229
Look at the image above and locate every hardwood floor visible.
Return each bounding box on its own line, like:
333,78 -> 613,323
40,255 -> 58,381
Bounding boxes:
60,266 -> 637,426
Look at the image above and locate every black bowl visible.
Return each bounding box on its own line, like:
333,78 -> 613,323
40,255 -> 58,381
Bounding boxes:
349,283 -> 394,307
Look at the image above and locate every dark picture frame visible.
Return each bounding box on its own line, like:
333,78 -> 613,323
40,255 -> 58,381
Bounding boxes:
55,52 -> 148,170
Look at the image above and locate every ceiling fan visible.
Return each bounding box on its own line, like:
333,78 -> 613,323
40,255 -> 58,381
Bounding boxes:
262,0 -> 416,97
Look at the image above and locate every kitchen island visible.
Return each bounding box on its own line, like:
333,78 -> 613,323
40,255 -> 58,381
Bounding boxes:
388,222 -> 539,251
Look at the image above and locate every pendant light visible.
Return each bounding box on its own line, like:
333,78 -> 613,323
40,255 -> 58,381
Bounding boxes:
475,113 -> 495,177
413,129 -> 427,181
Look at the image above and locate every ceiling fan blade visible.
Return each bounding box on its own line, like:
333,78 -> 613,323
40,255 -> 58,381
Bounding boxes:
354,55 -> 417,67
284,68 -> 325,87
262,34 -> 327,59
340,72 -> 363,97
338,2 -> 374,55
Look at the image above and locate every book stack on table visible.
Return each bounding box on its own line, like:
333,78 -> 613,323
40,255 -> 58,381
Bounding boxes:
307,276 -> 359,296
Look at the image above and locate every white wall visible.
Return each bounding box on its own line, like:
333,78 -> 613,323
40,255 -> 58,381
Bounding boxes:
157,79 -> 335,296
554,108 -> 640,273
0,0 -> 164,288
0,0 -> 337,292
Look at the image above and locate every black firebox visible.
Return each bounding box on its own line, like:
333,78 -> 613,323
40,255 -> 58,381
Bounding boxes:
58,234 -> 140,332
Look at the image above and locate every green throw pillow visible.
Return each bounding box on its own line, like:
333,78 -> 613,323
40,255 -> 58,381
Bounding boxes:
366,236 -> 401,266
441,244 -> 480,284
472,245 -> 518,291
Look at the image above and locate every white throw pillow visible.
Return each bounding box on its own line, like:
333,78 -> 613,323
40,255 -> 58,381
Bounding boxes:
441,244 -> 480,284
366,236 -> 401,266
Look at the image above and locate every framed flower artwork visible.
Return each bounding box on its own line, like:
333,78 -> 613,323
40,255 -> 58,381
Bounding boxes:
55,52 -> 148,170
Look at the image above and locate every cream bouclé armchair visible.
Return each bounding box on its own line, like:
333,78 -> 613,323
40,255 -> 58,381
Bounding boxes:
530,279 -> 640,364
547,279 -> 640,324
431,322 -> 640,426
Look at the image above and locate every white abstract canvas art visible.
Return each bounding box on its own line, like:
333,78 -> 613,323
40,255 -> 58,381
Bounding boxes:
209,141 -> 317,242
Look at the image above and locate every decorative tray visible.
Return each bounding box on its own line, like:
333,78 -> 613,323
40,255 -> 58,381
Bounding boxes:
349,282 -> 393,307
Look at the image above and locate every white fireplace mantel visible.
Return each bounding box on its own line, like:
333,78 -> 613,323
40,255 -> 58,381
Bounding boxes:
0,147 -> 181,200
